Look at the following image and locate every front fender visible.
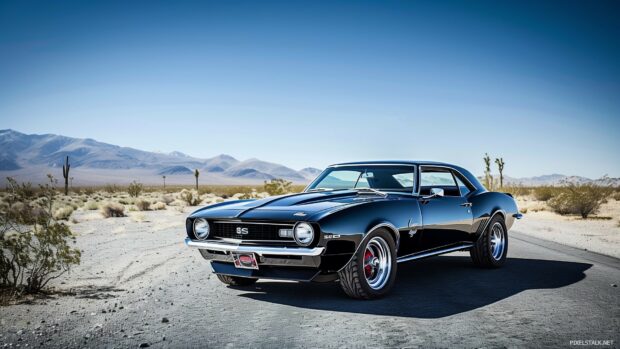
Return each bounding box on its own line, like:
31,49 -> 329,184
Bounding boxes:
316,197 -> 422,271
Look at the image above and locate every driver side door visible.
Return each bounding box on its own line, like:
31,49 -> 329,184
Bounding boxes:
417,167 -> 474,250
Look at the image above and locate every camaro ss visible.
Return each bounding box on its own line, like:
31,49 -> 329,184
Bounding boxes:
184,161 -> 521,299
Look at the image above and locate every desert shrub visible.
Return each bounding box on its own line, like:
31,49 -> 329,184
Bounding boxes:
263,178 -> 293,196
612,190 -> 620,201
161,194 -> 174,205
180,190 -> 201,206
547,184 -> 612,218
127,181 -> 143,198
53,206 -> 74,221
502,185 -> 530,198
103,184 -> 120,193
135,199 -> 151,211
532,186 -> 558,201
0,176 -> 81,295
80,187 -> 95,196
151,202 -> 166,210
84,201 -> 99,210
100,202 -> 126,218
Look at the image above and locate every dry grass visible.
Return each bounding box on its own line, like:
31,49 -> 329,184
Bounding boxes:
151,202 -> 166,210
53,206 -> 74,220
83,201 -> 99,210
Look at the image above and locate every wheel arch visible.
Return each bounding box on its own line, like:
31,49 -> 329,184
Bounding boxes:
337,221 -> 400,272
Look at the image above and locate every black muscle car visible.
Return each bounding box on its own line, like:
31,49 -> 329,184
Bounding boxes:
184,161 -> 521,299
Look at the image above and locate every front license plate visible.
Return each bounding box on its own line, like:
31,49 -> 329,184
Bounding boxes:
232,253 -> 259,270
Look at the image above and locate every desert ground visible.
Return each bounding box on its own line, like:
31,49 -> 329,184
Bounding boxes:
1,190 -> 619,348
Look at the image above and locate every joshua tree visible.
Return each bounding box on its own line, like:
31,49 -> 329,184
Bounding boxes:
62,156 -> 71,195
162,175 -> 166,189
194,169 -> 200,191
483,153 -> 492,190
495,158 -> 505,188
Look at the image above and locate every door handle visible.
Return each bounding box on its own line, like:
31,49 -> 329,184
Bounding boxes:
460,202 -> 472,207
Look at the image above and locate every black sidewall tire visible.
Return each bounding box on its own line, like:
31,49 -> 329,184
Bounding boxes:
471,215 -> 508,268
338,229 -> 397,299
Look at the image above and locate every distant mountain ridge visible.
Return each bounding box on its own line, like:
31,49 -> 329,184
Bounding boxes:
1,129 -> 617,186
503,174 -> 620,187
0,129 -> 321,183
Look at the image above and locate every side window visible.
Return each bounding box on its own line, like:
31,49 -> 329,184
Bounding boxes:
420,169 -> 460,197
454,175 -> 471,196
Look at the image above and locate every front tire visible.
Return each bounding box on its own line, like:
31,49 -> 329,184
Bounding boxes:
338,229 -> 397,299
216,274 -> 258,286
470,215 -> 508,268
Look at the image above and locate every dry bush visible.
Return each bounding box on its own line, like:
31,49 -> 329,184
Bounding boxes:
532,186 -> 559,201
613,190 -> 620,201
1,176 -> 81,295
53,206 -> 74,221
100,202 -> 126,218
83,201 -> 99,210
135,199 -> 151,211
263,178 -> 293,196
151,202 -> 166,210
180,190 -> 201,206
502,185 -> 530,198
103,184 -> 120,193
161,194 -> 174,205
547,184 -> 612,218
127,181 -> 143,198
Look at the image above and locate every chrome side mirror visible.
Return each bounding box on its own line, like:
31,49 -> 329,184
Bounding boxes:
423,188 -> 445,199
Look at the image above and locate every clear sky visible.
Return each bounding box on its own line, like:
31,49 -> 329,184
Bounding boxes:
1,0 -> 618,178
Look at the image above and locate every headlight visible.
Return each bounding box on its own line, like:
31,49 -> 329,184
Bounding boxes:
294,222 -> 314,246
193,218 -> 210,240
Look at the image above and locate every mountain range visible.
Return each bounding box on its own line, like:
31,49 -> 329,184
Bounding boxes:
0,129 -> 320,185
0,129 -> 617,187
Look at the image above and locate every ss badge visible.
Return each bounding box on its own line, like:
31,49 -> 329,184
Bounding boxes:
236,227 -> 249,235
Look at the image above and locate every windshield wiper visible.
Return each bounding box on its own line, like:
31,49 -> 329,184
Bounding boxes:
354,188 -> 388,197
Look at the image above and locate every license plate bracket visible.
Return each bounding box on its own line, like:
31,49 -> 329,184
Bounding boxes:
232,252 -> 259,270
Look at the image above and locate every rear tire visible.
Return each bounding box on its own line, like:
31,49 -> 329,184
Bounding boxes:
338,229 -> 397,299
216,274 -> 258,286
470,215 -> 508,268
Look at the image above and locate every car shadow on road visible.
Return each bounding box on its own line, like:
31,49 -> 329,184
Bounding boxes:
235,256 -> 592,318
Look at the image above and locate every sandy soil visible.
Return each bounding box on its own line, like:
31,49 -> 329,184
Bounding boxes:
0,197 -> 619,347
514,198 -> 620,259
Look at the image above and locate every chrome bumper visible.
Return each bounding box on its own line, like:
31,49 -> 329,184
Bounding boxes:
184,238 -> 325,256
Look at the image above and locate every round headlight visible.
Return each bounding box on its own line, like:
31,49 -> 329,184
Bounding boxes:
294,222 -> 314,246
193,218 -> 210,240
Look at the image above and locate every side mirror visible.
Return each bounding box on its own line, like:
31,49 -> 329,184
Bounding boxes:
423,188 -> 445,199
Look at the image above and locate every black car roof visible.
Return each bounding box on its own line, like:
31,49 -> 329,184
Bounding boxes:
330,160 -> 454,167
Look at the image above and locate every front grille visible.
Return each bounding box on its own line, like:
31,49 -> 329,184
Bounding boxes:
210,221 -> 294,242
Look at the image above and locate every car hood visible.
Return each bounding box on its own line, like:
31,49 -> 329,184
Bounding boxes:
190,190 -> 390,221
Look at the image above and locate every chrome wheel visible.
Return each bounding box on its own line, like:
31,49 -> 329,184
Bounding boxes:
490,222 -> 506,260
363,236 -> 392,290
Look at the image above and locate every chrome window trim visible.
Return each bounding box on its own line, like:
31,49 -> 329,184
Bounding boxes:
417,165 -> 476,196
304,163 -> 418,195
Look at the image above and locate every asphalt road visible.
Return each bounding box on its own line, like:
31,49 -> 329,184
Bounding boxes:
1,228 -> 619,348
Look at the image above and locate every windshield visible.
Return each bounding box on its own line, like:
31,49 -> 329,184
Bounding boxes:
307,166 -> 416,193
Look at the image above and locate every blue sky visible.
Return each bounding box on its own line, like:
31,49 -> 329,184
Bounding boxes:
0,0 -> 618,178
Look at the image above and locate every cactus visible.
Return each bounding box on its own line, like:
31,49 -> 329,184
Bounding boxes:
495,158 -> 505,189
194,169 -> 200,191
62,156 -> 70,195
483,153 -> 492,190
